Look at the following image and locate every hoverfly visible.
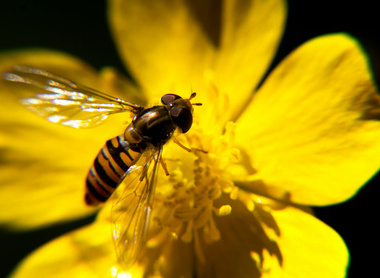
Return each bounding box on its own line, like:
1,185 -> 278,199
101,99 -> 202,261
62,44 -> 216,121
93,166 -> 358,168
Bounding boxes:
2,65 -> 201,270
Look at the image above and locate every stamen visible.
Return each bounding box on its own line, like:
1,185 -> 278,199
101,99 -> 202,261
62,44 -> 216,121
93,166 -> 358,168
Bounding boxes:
155,121 -> 256,248
181,221 -> 193,242
218,205 -> 232,216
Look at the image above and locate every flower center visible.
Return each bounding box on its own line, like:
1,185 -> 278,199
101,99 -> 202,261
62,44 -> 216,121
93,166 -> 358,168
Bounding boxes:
152,122 -> 240,243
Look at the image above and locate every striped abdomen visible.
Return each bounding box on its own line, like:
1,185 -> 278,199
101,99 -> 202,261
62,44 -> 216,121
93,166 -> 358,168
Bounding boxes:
85,135 -> 142,206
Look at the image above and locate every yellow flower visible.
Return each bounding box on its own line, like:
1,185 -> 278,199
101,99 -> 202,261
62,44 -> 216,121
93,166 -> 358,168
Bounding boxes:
1,0 -> 380,277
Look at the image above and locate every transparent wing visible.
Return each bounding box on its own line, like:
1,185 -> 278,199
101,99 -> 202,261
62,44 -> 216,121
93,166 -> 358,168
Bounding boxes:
2,65 -> 143,128
111,147 -> 162,271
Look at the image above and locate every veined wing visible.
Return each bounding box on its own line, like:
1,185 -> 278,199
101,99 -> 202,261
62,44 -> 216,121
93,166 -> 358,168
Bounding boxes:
2,65 -> 143,128
111,147 -> 162,271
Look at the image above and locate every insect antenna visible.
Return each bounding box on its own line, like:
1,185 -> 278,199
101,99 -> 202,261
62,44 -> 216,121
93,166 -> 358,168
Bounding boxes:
188,92 -> 202,106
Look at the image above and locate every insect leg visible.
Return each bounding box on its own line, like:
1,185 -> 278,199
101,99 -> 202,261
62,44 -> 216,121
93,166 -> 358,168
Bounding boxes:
160,157 -> 169,176
172,137 -> 191,152
172,137 -> 207,153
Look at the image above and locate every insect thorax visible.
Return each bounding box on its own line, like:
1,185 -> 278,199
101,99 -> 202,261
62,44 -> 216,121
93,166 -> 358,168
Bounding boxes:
125,106 -> 176,150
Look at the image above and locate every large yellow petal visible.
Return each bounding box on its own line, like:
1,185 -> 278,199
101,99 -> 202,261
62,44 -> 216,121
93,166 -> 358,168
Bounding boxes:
267,205 -> 348,278
9,221 -> 116,278
9,202 -> 193,278
108,0 -> 215,100
195,195 -> 282,278
235,34 -> 380,205
108,0 -> 286,124
0,50 -> 131,229
214,0 -> 287,119
195,196 -> 348,277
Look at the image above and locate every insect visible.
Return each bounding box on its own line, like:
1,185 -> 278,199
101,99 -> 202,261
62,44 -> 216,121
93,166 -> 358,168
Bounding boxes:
2,65 -> 201,270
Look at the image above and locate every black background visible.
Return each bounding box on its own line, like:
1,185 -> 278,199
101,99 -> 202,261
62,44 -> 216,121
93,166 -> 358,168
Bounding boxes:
0,1 -> 378,277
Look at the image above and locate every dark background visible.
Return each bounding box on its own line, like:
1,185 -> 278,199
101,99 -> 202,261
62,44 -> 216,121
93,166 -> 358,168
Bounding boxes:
0,0 -> 378,277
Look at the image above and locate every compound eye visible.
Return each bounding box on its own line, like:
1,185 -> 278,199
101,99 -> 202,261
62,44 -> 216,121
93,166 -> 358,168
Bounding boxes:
161,94 -> 182,105
170,106 -> 193,133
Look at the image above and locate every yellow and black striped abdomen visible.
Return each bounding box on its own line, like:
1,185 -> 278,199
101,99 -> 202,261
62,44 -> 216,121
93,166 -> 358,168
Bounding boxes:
85,135 -> 142,206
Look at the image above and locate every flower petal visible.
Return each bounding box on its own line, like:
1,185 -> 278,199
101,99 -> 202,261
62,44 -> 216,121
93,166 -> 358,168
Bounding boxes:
0,50 -> 129,229
108,0 -> 215,99
196,196 -> 348,278
9,221 -> 116,278
268,205 -> 349,278
10,202 -> 193,278
235,34 -> 380,205
214,0 -> 287,119
109,0 -> 286,120
144,234 -> 194,278
98,202 -> 194,277
195,195 -> 282,278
